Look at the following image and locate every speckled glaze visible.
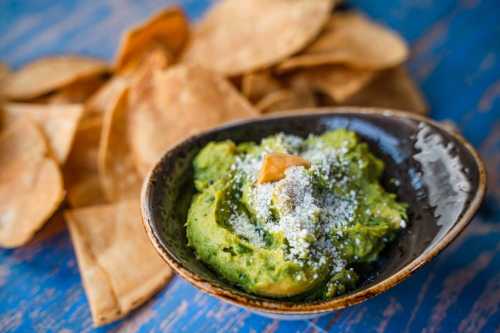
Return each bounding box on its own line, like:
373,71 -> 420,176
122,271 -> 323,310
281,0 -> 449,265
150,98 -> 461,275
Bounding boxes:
141,107 -> 486,319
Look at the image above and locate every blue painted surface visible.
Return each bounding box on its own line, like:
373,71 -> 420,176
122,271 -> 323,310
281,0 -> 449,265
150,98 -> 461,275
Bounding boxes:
0,1 -> 499,332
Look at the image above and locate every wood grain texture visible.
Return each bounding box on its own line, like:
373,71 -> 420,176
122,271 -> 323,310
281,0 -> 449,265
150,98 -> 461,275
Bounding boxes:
0,0 -> 499,332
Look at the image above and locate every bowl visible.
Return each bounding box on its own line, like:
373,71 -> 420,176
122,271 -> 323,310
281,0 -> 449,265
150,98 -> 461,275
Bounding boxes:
141,107 -> 486,319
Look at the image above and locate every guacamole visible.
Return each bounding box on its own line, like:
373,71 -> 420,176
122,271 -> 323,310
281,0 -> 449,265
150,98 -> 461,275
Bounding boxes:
186,129 -> 407,299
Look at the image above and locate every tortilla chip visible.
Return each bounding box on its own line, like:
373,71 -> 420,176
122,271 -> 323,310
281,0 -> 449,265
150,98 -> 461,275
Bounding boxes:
241,71 -> 316,113
86,76 -> 129,115
120,42 -> 174,77
2,103 -> 84,164
241,71 -> 282,103
3,56 -> 109,100
0,62 -> 10,84
128,48 -> 171,103
63,117 -> 107,208
98,87 -> 142,201
342,66 -> 428,114
0,63 -> 11,99
182,0 -> 334,76
258,153 -> 311,184
124,51 -> 171,175
256,85 -> 316,114
0,119 -> 64,248
29,209 -> 67,244
48,75 -> 108,104
294,65 -> 375,102
115,7 -> 189,73
278,12 -> 408,72
65,200 -> 172,326
129,64 -> 258,175
256,90 -> 295,113
0,62 -> 9,78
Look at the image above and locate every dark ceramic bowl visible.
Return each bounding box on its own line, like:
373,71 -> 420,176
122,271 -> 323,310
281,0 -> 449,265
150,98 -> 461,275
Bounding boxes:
141,107 -> 486,319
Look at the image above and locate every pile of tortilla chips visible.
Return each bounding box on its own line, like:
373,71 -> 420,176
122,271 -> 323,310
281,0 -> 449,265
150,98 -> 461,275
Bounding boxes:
0,0 -> 427,326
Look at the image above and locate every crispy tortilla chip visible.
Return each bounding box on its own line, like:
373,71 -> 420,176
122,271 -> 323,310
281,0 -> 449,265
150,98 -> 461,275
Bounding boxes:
286,76 -> 318,109
128,48 -> 170,105
0,119 -> 64,248
129,64 -> 258,174
0,62 -> 10,84
67,176 -> 105,208
48,75 -> 108,104
258,153 -> 311,184
256,89 -> 296,113
182,0 -> 334,76
0,62 -> 9,78
342,66 -> 428,114
125,50 -> 171,175
3,56 -> 109,100
2,103 -> 84,164
241,71 -> 316,113
278,12 -> 408,72
241,71 -> 282,103
295,65 -> 375,102
86,76 -> 129,115
115,7 -> 189,73
256,85 -> 316,114
63,117 -> 107,208
0,62 -> 11,99
65,200 -> 172,326
118,41 -> 175,77
98,88 -> 142,201
29,209 -> 67,244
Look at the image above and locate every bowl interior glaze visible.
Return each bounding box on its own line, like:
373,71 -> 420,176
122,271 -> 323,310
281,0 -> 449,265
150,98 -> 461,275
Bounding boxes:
141,108 -> 485,314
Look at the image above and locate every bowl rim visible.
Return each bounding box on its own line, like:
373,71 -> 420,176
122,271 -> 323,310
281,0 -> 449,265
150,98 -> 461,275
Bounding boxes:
140,107 -> 487,314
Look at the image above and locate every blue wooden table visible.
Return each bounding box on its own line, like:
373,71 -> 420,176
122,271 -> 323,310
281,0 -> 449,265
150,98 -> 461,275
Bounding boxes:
1,1 -> 499,332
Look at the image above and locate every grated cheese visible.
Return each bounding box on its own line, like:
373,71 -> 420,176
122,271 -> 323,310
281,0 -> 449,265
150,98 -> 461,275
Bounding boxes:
226,133 -> 401,274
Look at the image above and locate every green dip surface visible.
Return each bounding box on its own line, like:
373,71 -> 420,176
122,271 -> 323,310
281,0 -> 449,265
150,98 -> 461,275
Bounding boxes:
186,129 -> 407,299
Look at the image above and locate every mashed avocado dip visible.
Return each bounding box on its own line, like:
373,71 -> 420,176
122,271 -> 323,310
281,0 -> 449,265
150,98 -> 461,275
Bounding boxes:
186,129 -> 407,299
